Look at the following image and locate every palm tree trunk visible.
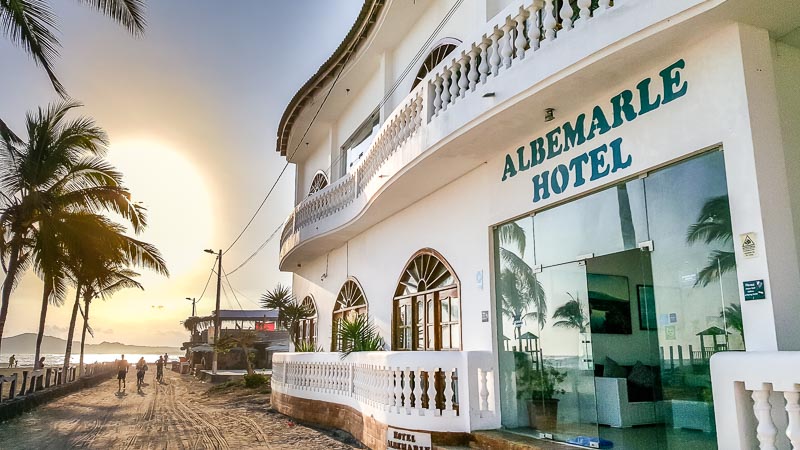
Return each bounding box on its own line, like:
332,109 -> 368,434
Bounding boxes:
79,295 -> 91,377
63,285 -> 81,375
242,345 -> 253,375
34,281 -> 54,369
0,239 -> 23,355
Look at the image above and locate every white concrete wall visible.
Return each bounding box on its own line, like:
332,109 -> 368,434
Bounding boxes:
774,41 -> 800,282
291,22 -> 800,358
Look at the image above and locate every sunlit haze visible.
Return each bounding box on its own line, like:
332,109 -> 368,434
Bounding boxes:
0,1 -> 362,346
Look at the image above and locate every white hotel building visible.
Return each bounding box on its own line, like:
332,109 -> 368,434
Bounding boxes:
270,1 -> 800,449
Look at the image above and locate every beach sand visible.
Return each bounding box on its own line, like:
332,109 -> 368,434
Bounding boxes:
0,366 -> 359,449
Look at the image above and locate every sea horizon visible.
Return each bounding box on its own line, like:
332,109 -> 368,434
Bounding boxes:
1,353 -> 177,368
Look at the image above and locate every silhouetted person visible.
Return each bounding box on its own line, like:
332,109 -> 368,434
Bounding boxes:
116,354 -> 128,390
156,356 -> 164,382
135,357 -> 147,390
7,354 -> 15,368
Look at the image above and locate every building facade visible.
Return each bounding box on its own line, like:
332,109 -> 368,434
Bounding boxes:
271,1 -> 800,449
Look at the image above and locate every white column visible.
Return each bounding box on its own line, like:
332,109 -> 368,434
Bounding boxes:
784,389 -> 800,448
752,386 -> 777,450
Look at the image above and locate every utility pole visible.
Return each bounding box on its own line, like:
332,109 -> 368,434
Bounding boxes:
205,249 -> 223,375
185,297 -> 197,316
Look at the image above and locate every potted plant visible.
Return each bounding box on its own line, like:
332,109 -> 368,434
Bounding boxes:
515,353 -> 566,430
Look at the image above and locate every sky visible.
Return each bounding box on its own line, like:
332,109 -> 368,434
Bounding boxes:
0,0 -> 362,347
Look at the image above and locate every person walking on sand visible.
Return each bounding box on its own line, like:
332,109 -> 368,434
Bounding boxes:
135,357 -> 147,390
7,354 -> 15,368
116,354 -> 129,390
155,356 -> 164,383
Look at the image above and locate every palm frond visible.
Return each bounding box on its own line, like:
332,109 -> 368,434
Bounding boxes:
0,0 -> 65,95
686,196 -> 732,245
77,0 -> 145,36
337,314 -> 385,359
497,221 -> 527,256
694,250 -> 736,287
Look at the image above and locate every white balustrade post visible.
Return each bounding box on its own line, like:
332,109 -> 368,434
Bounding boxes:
441,68 -> 451,111
514,10 -> 527,60
479,368 -> 489,413
478,39 -> 490,84
543,0 -> 556,44
597,0 -> 611,14
457,53 -> 469,97
785,388 -> 800,448
432,76 -> 443,115
576,0 -> 592,27
449,60 -> 459,105
500,21 -> 513,69
348,363 -> 354,397
560,0 -> 574,33
444,368 -> 456,417
467,48 -> 479,91
426,369 -> 437,416
394,368 -> 403,413
404,367 -> 413,414
489,29 -> 501,77
752,385 -> 778,450
527,0 -> 543,51
413,368 -> 423,414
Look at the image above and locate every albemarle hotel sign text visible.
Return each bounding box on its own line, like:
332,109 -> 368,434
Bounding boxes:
501,59 -> 689,202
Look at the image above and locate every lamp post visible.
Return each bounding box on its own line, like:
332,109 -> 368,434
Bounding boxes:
205,249 -> 222,374
185,297 -> 197,317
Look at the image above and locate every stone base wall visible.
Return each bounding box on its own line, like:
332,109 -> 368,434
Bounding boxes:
0,371 -> 114,422
271,391 -> 469,450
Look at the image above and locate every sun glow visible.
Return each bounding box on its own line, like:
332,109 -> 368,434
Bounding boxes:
107,139 -> 214,277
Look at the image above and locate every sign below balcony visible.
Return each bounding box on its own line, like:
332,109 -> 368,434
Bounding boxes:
386,427 -> 432,450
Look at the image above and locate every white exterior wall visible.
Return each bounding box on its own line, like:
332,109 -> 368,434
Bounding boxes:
774,41 -> 800,277
291,22 -> 800,356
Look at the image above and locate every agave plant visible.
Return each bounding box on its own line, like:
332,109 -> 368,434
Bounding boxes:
337,314 -> 385,359
294,340 -> 323,353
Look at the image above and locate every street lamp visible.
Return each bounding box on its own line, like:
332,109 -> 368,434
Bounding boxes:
205,249 -> 222,374
185,297 -> 197,317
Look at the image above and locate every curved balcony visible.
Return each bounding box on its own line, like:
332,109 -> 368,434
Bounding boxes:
280,0 -> 714,270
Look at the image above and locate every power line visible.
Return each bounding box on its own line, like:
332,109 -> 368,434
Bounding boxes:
222,266 -> 245,311
196,257 -> 217,302
227,223 -> 282,275
221,0 -> 464,259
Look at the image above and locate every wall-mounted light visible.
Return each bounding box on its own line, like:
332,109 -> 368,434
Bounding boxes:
482,92 -> 496,98
544,108 -> 556,122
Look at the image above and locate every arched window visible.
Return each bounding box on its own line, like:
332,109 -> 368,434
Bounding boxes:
393,249 -> 460,351
308,171 -> 329,196
331,278 -> 368,351
411,40 -> 460,90
296,295 -> 318,346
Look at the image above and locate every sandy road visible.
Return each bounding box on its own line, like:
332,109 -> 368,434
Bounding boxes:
0,367 -> 358,450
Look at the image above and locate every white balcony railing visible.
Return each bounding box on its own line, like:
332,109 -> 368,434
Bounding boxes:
279,0 -> 628,260
711,351 -> 800,449
272,351 -> 499,433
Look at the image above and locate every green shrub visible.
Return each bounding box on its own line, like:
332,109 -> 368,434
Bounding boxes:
243,373 -> 270,388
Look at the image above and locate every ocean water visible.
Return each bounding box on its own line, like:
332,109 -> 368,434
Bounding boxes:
0,353 -> 173,368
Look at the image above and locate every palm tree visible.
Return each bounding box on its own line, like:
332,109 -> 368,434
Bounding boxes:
551,292 -> 588,333
78,263 -> 143,376
1,0 -> 145,96
213,331 -> 257,375
719,303 -> 744,342
336,314 -> 385,359
497,222 -> 547,330
686,195 -> 735,287
0,101 -> 145,355
259,284 -> 314,348
61,213 -> 167,375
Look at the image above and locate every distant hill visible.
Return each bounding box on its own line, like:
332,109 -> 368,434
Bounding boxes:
0,333 -> 180,355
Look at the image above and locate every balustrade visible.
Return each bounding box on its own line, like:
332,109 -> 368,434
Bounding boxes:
280,0 -> 622,257
272,351 -> 497,432
711,351 -> 800,449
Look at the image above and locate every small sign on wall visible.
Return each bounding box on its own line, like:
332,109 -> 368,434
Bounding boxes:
386,427 -> 431,450
743,279 -> 766,301
481,311 -> 489,323
740,232 -> 758,259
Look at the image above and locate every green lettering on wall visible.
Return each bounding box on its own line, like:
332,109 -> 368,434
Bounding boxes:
516,146 -> 531,172
569,152 -> 589,188
661,59 -> 688,104
563,114 -> 586,152
502,154 -> 517,181
588,143 -> 610,181
636,77 -> 661,115
586,105 -> 611,140
551,164 -> 569,194
610,89 -> 638,128
531,137 -> 546,166
610,137 -> 632,172
532,171 -> 550,202
546,126 -> 563,159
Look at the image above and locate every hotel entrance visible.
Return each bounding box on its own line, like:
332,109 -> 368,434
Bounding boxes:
494,150 -> 743,449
